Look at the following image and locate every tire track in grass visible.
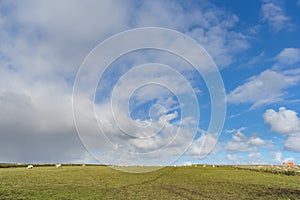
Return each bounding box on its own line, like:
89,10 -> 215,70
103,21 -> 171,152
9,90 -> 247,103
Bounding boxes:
159,185 -> 213,200
109,167 -> 183,199
212,180 -> 300,199
117,167 -> 178,190
124,167 -> 213,199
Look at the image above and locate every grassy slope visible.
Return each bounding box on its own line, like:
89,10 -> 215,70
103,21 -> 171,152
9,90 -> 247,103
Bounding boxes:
0,166 -> 299,199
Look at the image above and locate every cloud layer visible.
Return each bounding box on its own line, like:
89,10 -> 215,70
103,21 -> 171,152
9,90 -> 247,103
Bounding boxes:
1,0 -> 299,165
0,0 -> 244,164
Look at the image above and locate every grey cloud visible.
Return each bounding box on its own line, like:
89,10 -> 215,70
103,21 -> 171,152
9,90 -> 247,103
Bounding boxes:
0,92 -> 90,163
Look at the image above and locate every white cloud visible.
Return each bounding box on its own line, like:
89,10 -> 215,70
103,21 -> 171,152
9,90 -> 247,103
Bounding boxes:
284,134 -> 300,152
274,48 -> 300,66
227,69 -> 300,108
272,151 -> 282,163
263,107 -> 300,153
283,156 -> 295,163
132,0 -> 250,68
228,46 -> 300,109
185,132 -> 220,158
225,127 -> 246,134
263,107 -> 300,134
224,127 -> 276,164
87,101 -> 205,165
226,152 -> 265,164
248,137 -> 265,146
247,152 -> 265,164
226,130 -> 265,153
226,154 -> 243,163
75,92 -> 217,165
240,52 -> 265,68
261,0 -> 292,32
269,151 -> 295,163
187,13 -> 249,68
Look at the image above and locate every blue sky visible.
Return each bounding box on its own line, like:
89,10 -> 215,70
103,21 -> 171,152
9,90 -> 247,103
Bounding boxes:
0,0 -> 300,166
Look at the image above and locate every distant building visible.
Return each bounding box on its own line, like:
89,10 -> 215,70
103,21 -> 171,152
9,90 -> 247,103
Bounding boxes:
282,162 -> 294,167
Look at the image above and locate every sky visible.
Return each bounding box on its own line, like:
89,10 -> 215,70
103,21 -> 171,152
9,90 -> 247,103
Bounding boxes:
0,0 -> 300,166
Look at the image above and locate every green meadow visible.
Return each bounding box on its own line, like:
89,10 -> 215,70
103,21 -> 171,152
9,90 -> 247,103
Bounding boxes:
0,165 -> 299,199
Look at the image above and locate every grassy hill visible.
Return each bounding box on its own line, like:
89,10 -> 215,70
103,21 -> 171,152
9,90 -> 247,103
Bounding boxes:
0,165 -> 299,199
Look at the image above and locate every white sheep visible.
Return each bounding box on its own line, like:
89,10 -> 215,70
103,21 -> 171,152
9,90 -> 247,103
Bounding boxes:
203,165 -> 206,168
212,165 -> 215,168
27,165 -> 33,169
55,164 -> 62,168
82,164 -> 86,167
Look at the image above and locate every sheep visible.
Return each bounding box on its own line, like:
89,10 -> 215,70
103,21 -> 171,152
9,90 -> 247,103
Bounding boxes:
27,165 -> 33,169
203,165 -> 206,168
212,165 -> 215,168
55,164 -> 62,168
82,164 -> 86,167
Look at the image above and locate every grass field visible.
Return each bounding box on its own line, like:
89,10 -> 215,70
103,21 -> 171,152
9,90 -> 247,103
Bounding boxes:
0,165 -> 299,199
